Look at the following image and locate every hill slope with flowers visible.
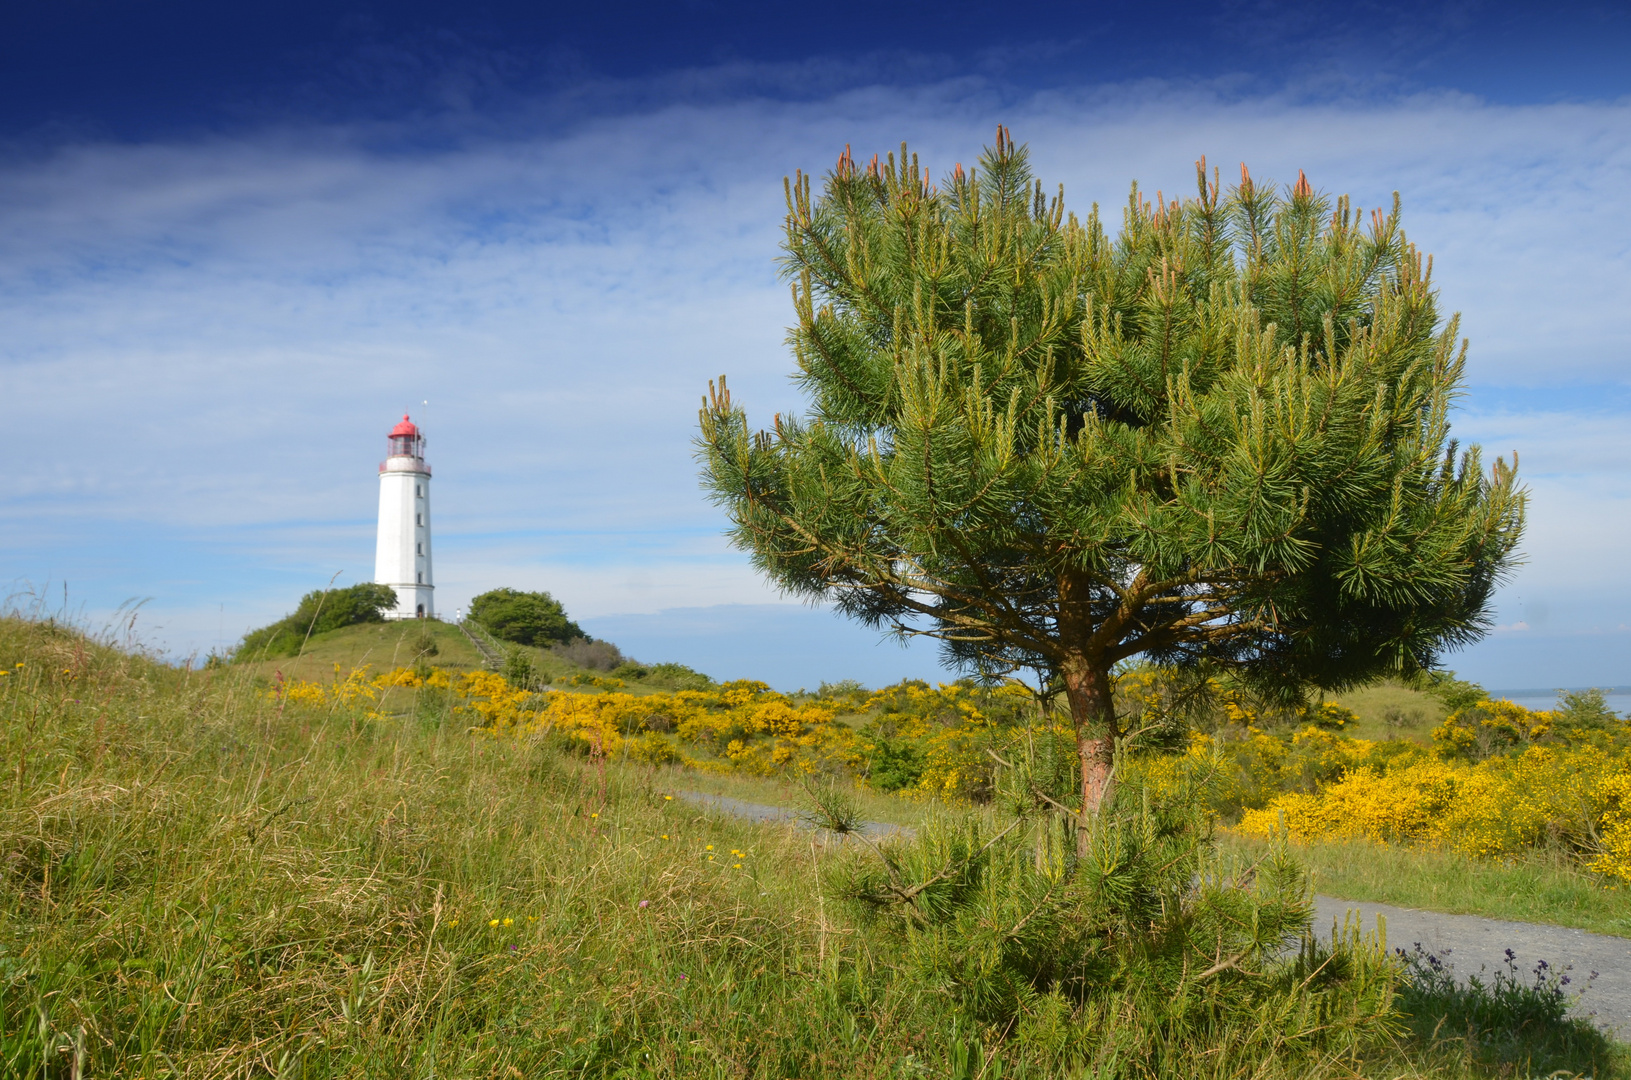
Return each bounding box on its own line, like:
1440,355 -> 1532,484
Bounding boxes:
265,654 -> 1631,900
4,613 -> 1623,1078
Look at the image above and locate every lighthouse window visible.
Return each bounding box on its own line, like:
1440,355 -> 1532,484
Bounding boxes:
416,542 -> 423,555
415,484 -> 422,498
416,571 -> 423,583
416,513 -> 423,526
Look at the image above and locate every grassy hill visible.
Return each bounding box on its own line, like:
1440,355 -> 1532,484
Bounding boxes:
2,615 -> 1622,1078
232,619 -> 688,696
1326,680 -> 1448,742
228,602 -> 1455,742
233,618 -> 487,682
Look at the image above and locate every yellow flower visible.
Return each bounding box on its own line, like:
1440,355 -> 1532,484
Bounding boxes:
489,919 -> 499,927
661,834 -> 669,840
707,855 -> 715,861
447,918 -> 459,927
591,812 -> 599,819
664,795 -> 673,801
705,845 -> 713,851
527,916 -> 537,922
732,864 -> 742,869
503,917 -> 514,927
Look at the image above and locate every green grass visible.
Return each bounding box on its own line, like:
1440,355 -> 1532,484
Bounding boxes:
1326,680 -> 1446,743
643,765 -> 933,828
1224,833 -> 1631,938
234,618 -> 489,682
236,619 -> 686,697
649,780 -> 1631,939
2,615 -> 1622,1079
612,776 -> 1631,939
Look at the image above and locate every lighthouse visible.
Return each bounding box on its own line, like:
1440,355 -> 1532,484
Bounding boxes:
375,414 -> 434,619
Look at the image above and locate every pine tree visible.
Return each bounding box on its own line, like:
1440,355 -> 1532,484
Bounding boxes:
698,129 -> 1525,821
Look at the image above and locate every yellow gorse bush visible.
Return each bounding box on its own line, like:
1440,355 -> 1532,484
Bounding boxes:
268,663 -> 1631,883
1115,667 -> 1359,733
275,665 -> 865,775
270,663 -> 386,711
855,680 -> 1034,799
1237,759 -> 1462,846
271,663 -> 1026,796
1132,724 -> 1389,819
523,680 -> 858,773
1234,697 -> 1631,882
1591,773 -> 1631,882
1430,698 -> 1554,757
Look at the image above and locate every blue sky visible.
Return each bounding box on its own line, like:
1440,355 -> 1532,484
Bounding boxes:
3,1 -> 1630,691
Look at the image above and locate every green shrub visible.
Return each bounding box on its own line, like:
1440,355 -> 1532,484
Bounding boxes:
817,679 -> 869,708
236,583 -> 397,659
409,627 -> 439,658
1421,670 -> 1489,714
1309,702 -> 1361,731
1556,687 -> 1621,730
502,646 -> 539,689
468,587 -> 583,647
1384,704 -> 1425,730
817,772 -> 1401,1066
864,736 -> 925,792
549,637 -> 623,671
627,662 -> 714,691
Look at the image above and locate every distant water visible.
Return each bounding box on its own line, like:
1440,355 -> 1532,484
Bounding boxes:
1485,687 -> 1631,716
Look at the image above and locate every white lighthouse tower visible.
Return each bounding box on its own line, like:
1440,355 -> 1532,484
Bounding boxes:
374,414 -> 434,619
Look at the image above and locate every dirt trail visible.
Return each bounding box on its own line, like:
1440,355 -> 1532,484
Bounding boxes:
676,791 -> 1631,1038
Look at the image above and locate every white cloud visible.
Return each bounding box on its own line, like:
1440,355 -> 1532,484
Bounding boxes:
2,78 -> 1629,680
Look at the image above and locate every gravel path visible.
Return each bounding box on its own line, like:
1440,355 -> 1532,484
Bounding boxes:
677,790 -> 1631,1038
1313,896 -> 1631,1039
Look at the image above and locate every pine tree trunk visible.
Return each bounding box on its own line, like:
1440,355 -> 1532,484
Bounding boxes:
1061,653 -> 1117,839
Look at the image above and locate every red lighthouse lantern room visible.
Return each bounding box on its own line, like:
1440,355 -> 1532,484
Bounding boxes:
387,414 -> 424,461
